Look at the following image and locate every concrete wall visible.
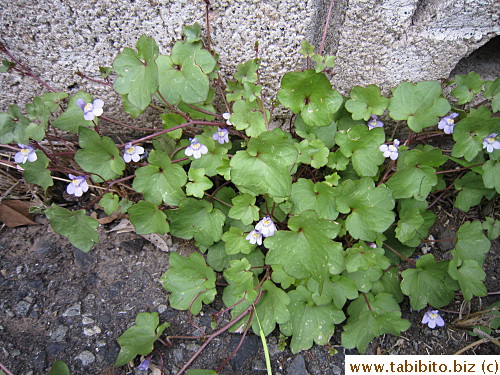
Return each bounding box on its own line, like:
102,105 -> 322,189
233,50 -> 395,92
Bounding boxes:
0,0 -> 498,121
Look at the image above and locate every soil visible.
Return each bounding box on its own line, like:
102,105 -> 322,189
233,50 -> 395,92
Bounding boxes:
0,205 -> 499,375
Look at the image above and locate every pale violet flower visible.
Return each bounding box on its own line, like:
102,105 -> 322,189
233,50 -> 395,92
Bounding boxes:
123,142 -> 144,163
66,174 -> 89,197
255,216 -> 277,238
137,357 -> 151,371
212,127 -> 229,144
184,137 -> 208,159
438,112 -> 458,134
222,112 -> 232,125
246,229 -> 263,245
379,139 -> 400,160
483,133 -> 500,153
76,98 -> 104,121
422,310 -> 445,329
367,115 -> 384,130
14,143 -> 37,164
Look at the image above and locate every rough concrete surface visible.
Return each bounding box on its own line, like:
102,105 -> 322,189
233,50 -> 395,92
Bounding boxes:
1,0 -> 498,119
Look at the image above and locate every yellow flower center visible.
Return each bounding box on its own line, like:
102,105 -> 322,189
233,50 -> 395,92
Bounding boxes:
252,232 -> 260,238
430,313 -> 438,319
126,146 -> 136,154
446,118 -> 454,125
21,148 -> 29,155
191,142 -> 200,150
72,179 -> 81,186
487,137 -> 495,143
84,103 -> 93,111
262,219 -> 271,226
388,145 -> 398,152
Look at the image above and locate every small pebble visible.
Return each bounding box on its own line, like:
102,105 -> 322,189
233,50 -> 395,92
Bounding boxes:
75,350 -> 95,366
83,325 -> 102,336
63,302 -> 81,317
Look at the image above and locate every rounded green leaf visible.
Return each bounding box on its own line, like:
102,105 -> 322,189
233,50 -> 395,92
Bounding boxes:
345,85 -> 389,121
128,201 -> 169,235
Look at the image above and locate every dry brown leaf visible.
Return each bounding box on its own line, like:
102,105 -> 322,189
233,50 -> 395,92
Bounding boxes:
97,211 -> 125,225
0,200 -> 39,227
107,218 -> 135,233
140,233 -> 172,252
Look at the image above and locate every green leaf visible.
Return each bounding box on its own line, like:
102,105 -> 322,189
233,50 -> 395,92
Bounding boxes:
299,40 -> 315,57
451,72 -> 484,105
186,168 -> 213,198
452,115 -> 499,161
206,242 -> 264,273
230,99 -> 268,137
228,193 -> 260,225
345,85 -> 389,121
395,206 -> 424,244
454,172 -> 496,211
482,159 -> 500,193
484,78 -> 500,112
183,22 -> 202,43
51,92 -> 97,133
345,242 -> 390,273
294,114 -> 337,148
45,205 -> 99,253
344,267 -> 384,293
115,312 -> 169,366
295,138 -> 329,168
371,267 -> 404,303
99,66 -> 111,78
160,252 -> 216,314
99,193 -> 120,215
265,211 -> 343,284
311,54 -> 336,73
113,35 -> 159,110
388,81 -> 451,132
168,198 -> 225,248
222,227 -> 256,255
335,125 -> 385,176
157,42 -> 216,104
341,293 -> 410,353
448,258 -> 486,301
271,264 -> 296,289
386,146 -> 446,200
283,285 -> 345,353
22,151 -> 53,190
0,105 -> 30,143
329,275 -> 359,309
252,280 -> 290,336
133,150 -> 187,206
482,217 -> 500,240
335,178 -> 395,241
128,201 -> 169,235
74,127 -> 125,181
400,254 -> 458,310
453,221 -> 490,266
186,370 -> 218,375
223,258 -> 258,302
289,179 -> 338,220
49,360 -> 70,375
0,59 -> 15,72
278,70 -> 343,127
394,199 -> 435,247
230,129 -> 298,198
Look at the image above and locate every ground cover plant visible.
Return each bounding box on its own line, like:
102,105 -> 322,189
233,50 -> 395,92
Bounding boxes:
0,6 -> 499,375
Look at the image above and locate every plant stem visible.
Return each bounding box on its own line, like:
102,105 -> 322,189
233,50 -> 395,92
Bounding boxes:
319,0 -> 336,55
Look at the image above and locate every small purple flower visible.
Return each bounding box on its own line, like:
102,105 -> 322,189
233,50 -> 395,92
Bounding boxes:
379,139 -> 400,160
422,310 -> 445,329
184,137 -> 208,159
367,115 -> 384,130
76,98 -> 104,121
438,112 -> 458,134
246,229 -> 263,245
66,174 -> 89,197
123,142 -> 145,163
222,112 -> 232,125
255,216 -> 277,238
14,143 -> 37,164
483,133 -> 500,153
137,357 -> 151,371
212,127 -> 229,144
